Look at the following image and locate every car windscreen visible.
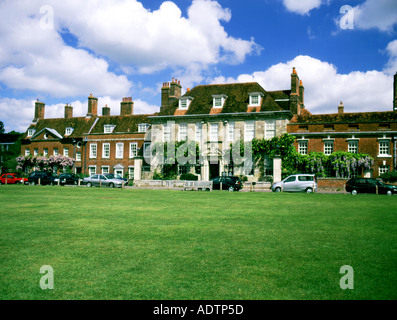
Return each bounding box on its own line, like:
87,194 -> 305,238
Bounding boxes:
298,176 -> 314,181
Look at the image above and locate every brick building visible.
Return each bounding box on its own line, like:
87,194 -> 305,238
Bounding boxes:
21,95 -> 152,178
287,73 -> 397,178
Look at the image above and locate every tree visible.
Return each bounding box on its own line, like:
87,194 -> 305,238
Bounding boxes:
0,121 -> 4,134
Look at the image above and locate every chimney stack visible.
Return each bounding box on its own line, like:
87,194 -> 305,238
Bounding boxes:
161,78 -> 182,108
87,94 -> 98,117
102,104 -> 111,116
120,97 -> 134,116
338,101 -> 344,114
33,99 -> 45,122
64,104 -> 73,119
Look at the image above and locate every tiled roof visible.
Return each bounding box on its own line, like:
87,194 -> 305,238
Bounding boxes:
290,111 -> 397,124
158,82 -> 288,116
89,114 -> 151,134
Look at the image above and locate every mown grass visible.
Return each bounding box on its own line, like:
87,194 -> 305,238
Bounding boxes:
0,185 -> 396,300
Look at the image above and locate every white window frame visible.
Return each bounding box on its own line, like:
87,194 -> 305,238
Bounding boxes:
228,122 -> 235,142
248,92 -> 263,106
323,140 -> 334,155
138,123 -> 150,133
53,148 -> 58,156
76,152 -> 81,161
265,120 -> 276,140
210,123 -> 219,142
102,143 -> 110,159
179,97 -> 193,110
348,140 -> 359,154
212,95 -> 227,108
63,148 -> 69,157
298,140 -> 308,155
90,143 -> 97,158
378,139 -> 391,157
65,127 -> 73,136
34,148 -> 39,156
43,148 -> 48,157
245,121 -> 255,142
128,166 -> 135,179
104,125 -> 115,134
89,166 -> 96,176
27,129 -> 35,137
163,123 -> 171,142
116,142 -> 124,159
379,165 -> 389,175
195,123 -> 202,142
129,142 -> 138,158
101,166 -> 109,174
25,148 -> 30,156
143,142 -> 151,158
179,123 -> 188,141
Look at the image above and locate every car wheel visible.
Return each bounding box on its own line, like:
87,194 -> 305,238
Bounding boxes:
30,181 -> 36,186
228,186 -> 234,192
109,183 -> 114,188
387,190 -> 392,196
86,182 -> 92,188
306,188 -> 313,194
351,189 -> 358,195
275,187 -> 281,192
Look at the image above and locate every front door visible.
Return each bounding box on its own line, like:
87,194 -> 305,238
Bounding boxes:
209,163 -> 219,180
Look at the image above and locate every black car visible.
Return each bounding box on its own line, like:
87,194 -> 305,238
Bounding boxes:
27,171 -> 65,186
211,176 -> 242,192
345,178 -> 397,195
58,173 -> 80,185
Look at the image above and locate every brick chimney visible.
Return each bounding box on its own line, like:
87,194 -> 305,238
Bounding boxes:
64,104 -> 73,119
338,101 -> 344,114
120,97 -> 134,116
87,94 -> 98,116
33,99 -> 45,122
161,78 -> 182,108
102,104 -> 110,116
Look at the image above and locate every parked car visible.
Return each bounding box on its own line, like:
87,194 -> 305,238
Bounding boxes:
83,174 -> 125,188
211,176 -> 242,192
271,174 -> 317,193
0,173 -> 28,185
345,178 -> 397,196
58,173 -> 81,185
27,171 -> 66,186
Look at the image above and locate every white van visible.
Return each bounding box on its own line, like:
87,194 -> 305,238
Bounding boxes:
271,174 -> 317,193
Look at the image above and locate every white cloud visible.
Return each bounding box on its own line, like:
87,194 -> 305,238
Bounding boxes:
384,39 -> 397,75
0,0 -> 132,98
351,0 -> 397,32
282,0 -> 322,15
53,0 -> 260,72
211,55 -> 393,114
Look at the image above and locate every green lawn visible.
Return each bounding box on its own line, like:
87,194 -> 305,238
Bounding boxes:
0,185 -> 396,300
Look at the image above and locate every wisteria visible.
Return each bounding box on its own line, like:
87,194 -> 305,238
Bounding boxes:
16,154 -> 75,173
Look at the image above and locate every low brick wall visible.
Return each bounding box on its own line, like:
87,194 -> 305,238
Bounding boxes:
317,178 -> 349,192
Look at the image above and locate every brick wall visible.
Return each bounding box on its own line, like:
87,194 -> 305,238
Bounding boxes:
317,178 -> 348,191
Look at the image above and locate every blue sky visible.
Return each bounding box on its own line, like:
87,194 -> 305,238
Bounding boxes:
1,0 -> 397,132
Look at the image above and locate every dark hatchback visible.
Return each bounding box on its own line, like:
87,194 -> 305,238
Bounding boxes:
345,178 -> 397,196
58,173 -> 80,185
27,171 -> 65,186
211,176 -> 243,192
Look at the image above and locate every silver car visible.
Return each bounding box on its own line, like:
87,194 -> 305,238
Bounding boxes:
271,174 -> 317,193
83,174 -> 124,188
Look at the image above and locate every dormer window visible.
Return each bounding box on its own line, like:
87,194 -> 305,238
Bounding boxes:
27,129 -> 35,137
212,94 -> 227,108
65,127 -> 74,136
104,125 -> 115,133
179,97 -> 193,110
138,123 -> 150,133
249,92 -> 264,106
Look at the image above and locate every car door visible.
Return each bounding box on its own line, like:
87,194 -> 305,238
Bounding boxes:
99,175 -> 108,187
366,179 -> 377,194
90,175 -> 99,186
283,176 -> 297,192
212,177 -> 220,190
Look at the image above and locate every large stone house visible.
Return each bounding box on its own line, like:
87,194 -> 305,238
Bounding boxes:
149,68 -> 305,181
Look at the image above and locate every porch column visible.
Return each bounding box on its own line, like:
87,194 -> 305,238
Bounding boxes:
134,158 -> 142,181
273,156 -> 282,183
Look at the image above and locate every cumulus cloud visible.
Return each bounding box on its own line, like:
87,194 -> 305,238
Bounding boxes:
0,1 -> 132,99
338,0 -> 397,32
282,0 -> 322,15
212,55 -> 393,114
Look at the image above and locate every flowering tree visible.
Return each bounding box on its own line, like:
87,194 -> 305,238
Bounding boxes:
16,154 -> 75,173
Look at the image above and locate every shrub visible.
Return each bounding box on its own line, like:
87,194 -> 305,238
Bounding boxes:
180,173 -> 198,181
380,171 -> 397,183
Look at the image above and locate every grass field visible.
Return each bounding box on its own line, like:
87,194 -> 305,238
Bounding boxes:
0,185 -> 396,300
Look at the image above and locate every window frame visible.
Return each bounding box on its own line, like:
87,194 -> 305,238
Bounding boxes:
102,143 -> 110,159
90,143 -> 97,159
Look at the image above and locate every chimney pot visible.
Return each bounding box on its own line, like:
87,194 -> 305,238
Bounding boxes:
338,102 -> 344,114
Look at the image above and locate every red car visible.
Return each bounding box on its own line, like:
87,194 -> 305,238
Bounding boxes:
0,173 -> 28,185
